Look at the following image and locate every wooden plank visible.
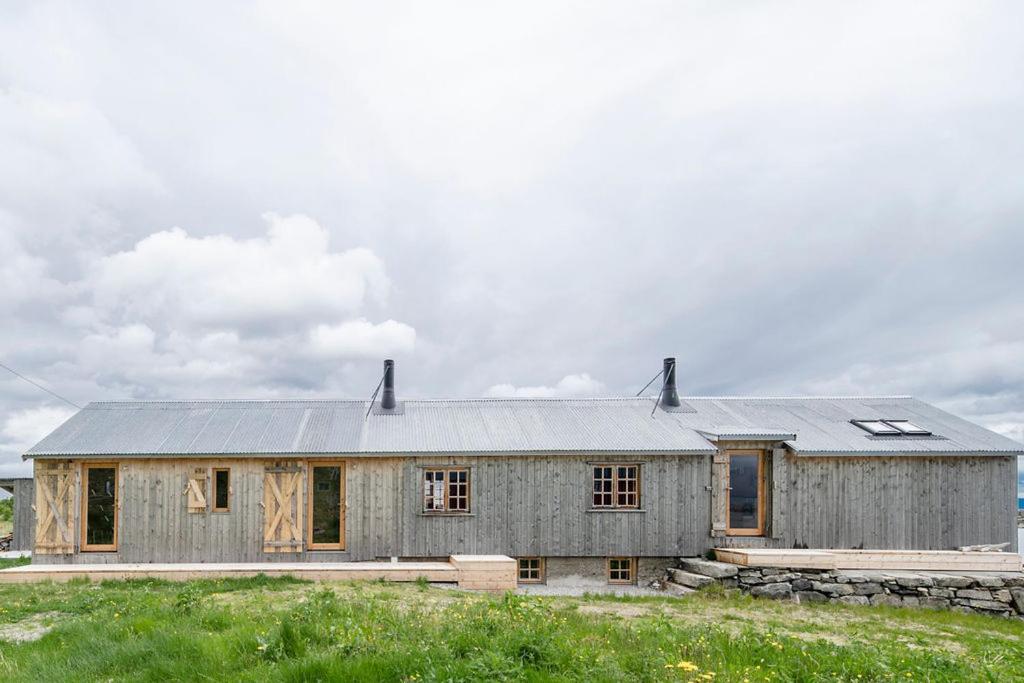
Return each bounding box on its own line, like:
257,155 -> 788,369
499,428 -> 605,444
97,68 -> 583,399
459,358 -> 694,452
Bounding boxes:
710,452 -> 727,537
770,448 -> 787,539
713,548 -> 1022,572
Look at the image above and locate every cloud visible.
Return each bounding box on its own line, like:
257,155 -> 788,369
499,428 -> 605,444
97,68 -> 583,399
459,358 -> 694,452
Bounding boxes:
1,212 -> 416,413
0,405 -> 77,459
485,373 -> 606,398
309,319 -> 416,359
88,213 -> 389,333
1,1 -> 1024,478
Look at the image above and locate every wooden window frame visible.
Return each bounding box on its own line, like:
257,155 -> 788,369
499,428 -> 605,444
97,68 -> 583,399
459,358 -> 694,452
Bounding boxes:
607,557 -> 636,584
212,468 -> 231,513
591,464 -> 640,509
80,462 -> 118,552
306,460 -> 346,550
422,467 -> 471,514
517,557 -> 545,584
725,449 -> 766,537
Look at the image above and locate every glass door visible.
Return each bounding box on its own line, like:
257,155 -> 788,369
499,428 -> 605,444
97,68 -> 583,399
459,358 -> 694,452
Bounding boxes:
81,464 -> 118,551
307,462 -> 345,550
726,451 -> 765,536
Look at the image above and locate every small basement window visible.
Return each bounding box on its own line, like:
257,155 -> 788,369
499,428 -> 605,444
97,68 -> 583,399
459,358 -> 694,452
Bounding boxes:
518,557 -> 545,584
213,468 -> 230,512
423,468 -> 470,513
608,557 -> 636,584
592,465 -> 640,508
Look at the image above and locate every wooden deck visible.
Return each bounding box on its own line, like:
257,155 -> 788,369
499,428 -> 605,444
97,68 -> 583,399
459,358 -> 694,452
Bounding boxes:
0,555 -> 518,591
714,548 -> 1023,572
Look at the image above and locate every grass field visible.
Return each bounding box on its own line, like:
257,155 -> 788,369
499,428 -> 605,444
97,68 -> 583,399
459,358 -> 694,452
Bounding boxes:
0,558 -> 1021,682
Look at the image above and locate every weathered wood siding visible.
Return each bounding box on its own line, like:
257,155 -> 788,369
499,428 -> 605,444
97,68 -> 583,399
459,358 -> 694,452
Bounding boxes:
784,455 -> 1017,551
33,452 -> 1017,563
34,458 -> 404,565
399,455 -> 710,558
716,454 -> 1018,552
5,479 -> 35,551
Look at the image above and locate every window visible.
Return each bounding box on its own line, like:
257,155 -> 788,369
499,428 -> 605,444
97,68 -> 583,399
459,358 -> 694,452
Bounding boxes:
608,557 -> 635,584
726,450 -> 765,536
851,420 -> 900,435
518,557 -> 545,584
308,462 -> 345,549
81,464 -> 118,551
592,465 -> 640,508
885,420 -> 931,436
213,468 -> 230,512
852,419 -> 932,436
423,468 -> 470,513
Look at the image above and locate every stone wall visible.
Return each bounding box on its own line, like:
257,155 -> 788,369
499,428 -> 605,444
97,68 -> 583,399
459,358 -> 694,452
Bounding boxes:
667,558 -> 1024,618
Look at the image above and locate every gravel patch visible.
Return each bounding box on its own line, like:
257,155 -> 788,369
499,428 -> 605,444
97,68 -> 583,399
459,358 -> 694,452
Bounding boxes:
0,611 -> 61,643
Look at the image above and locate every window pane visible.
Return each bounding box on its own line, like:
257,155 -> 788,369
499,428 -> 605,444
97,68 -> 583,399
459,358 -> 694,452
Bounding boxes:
885,420 -> 931,435
447,469 -> 469,511
214,470 -> 229,510
85,467 -> 116,546
311,466 -> 341,544
852,420 -> 900,435
728,455 -> 760,529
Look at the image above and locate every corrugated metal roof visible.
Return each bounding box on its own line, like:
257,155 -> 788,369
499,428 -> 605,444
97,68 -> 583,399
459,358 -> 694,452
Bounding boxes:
22,396 -> 1024,458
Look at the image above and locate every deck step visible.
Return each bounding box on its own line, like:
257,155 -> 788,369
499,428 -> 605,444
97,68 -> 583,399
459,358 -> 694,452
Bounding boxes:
678,557 -> 739,578
666,568 -> 716,589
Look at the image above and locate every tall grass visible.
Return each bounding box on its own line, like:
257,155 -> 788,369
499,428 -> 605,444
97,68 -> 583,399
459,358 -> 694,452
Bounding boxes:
0,578 -> 1020,681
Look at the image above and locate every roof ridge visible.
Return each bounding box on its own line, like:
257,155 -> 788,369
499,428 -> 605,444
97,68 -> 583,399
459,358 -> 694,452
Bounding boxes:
83,395 -> 917,407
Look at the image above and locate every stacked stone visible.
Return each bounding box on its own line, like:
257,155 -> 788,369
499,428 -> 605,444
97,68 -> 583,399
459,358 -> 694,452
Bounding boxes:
666,558 -> 1024,618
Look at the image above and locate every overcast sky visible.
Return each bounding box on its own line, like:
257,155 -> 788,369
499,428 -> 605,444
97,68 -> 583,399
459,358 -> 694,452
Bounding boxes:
2,1 -> 1023,478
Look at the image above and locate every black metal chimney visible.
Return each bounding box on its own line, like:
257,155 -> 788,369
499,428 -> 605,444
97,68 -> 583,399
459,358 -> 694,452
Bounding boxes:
381,359 -> 396,410
662,357 -> 681,407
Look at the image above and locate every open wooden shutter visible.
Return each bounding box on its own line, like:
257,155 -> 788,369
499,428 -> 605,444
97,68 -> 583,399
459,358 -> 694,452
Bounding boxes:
710,452 -> 728,537
263,463 -> 303,553
34,461 -> 75,554
185,468 -> 207,513
769,448 -> 788,539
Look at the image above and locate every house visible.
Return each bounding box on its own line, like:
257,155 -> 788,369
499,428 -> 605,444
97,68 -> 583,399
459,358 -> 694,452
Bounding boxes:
0,477 -> 33,551
21,358 -> 1023,586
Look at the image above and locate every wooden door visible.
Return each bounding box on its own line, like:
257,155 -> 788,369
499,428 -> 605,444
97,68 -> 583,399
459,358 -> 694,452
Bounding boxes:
34,461 -> 75,555
262,463 -> 304,553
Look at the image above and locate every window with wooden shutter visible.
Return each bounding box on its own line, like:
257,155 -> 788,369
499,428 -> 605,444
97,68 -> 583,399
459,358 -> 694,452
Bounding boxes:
263,462 -> 303,553
185,468 -> 207,513
33,461 -> 75,555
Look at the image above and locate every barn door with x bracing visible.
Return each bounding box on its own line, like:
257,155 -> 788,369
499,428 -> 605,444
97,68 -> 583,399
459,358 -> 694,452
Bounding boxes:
263,462 -> 304,553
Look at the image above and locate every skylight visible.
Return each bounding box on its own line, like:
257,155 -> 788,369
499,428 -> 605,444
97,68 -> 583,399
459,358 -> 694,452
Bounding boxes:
885,420 -> 931,436
851,419 -> 932,436
851,420 -> 901,435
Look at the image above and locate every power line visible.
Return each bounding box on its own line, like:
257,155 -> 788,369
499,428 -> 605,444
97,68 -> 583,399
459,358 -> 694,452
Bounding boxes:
0,361 -> 82,409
